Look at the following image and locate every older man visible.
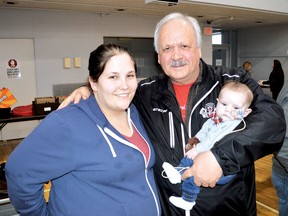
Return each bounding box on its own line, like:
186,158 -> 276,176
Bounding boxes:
61,13 -> 285,216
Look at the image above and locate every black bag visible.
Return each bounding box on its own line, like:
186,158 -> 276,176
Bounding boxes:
0,163 -> 7,194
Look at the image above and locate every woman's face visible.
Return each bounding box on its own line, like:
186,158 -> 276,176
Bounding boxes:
90,53 -> 137,115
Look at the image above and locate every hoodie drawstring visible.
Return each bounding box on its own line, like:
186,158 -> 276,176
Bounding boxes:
169,111 -> 175,148
97,125 -> 117,157
169,112 -> 186,155
180,123 -> 186,155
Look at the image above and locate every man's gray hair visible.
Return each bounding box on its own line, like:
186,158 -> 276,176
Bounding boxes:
154,12 -> 202,53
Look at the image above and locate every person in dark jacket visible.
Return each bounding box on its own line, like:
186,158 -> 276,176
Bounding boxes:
263,59 -> 285,100
273,80 -> 288,216
5,44 -> 161,216
59,13 -> 285,216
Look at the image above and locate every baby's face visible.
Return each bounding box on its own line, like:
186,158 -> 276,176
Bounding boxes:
216,89 -> 249,121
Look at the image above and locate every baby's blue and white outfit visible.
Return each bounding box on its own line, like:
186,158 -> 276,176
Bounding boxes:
177,118 -> 242,203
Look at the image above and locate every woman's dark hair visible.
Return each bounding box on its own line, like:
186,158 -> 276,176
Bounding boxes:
273,59 -> 282,71
87,44 -> 137,90
89,44 -> 136,81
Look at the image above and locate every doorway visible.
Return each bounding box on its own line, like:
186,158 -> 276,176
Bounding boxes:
212,45 -> 230,67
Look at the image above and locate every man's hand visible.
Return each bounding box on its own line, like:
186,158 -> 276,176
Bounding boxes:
182,151 -> 223,188
58,86 -> 91,109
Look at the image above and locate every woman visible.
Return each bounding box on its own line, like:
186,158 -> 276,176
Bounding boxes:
263,59 -> 285,100
5,44 -> 161,216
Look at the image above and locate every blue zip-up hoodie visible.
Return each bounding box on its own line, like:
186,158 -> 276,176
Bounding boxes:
5,95 -> 161,216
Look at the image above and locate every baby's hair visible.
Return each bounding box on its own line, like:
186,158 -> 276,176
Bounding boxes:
221,80 -> 254,107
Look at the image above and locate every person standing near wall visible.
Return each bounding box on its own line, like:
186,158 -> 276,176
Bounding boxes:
263,59 -> 285,100
273,80 -> 288,216
242,61 -> 253,76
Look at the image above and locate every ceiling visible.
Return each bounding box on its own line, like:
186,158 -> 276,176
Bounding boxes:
1,0 -> 288,30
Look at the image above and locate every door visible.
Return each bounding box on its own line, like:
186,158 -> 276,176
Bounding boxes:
212,45 -> 230,67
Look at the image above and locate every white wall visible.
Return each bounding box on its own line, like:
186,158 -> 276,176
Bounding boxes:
0,39 -> 38,140
0,8 -> 213,97
238,23 -> 288,84
0,9 -> 155,97
188,0 -> 288,13
0,8 -> 212,139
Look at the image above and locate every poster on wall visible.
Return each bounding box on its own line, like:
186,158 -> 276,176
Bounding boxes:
6,58 -> 21,79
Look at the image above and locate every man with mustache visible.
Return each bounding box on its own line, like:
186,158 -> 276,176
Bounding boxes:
60,12 -> 285,216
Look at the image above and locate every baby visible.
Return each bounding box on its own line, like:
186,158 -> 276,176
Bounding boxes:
162,80 -> 254,211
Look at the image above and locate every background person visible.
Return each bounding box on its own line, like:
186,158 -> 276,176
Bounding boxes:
262,59 -> 285,100
162,81 -> 253,211
59,13 -> 285,216
242,60 -> 253,76
273,80 -> 288,216
5,44 -> 161,216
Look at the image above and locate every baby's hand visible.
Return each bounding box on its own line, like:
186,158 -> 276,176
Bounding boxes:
185,148 -> 198,160
185,137 -> 200,152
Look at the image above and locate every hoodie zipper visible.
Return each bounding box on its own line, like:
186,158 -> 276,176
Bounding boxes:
102,126 -> 160,216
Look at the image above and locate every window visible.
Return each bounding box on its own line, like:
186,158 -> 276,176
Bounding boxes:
212,32 -> 222,45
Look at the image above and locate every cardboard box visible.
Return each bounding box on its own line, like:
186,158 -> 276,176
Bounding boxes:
33,101 -> 60,115
34,97 -> 56,104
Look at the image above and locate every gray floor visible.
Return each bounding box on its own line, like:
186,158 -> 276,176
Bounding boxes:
0,203 -> 19,216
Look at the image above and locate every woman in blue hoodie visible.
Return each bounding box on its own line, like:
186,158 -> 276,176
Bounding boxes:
5,44 -> 161,216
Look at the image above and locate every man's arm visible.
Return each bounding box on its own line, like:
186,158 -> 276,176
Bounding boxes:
182,151 -> 222,188
212,72 -> 285,172
183,68 -> 285,187
58,86 -> 91,109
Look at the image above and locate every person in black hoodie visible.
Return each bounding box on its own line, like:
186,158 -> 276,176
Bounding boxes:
263,59 -> 285,100
59,13 -> 285,216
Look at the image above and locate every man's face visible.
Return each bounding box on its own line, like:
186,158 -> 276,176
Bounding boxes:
157,19 -> 202,85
